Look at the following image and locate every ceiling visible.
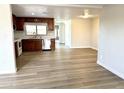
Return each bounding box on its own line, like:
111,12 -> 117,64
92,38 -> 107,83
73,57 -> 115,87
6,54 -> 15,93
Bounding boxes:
11,4 -> 104,19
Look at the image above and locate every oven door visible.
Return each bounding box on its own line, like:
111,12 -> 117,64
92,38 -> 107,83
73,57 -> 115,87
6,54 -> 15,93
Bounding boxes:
17,40 -> 22,56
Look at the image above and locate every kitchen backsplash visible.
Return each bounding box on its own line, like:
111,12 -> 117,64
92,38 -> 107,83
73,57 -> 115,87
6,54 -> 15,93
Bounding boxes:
14,30 -> 55,39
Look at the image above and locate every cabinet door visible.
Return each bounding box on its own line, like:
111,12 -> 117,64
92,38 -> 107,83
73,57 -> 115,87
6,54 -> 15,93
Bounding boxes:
16,18 -> 24,31
12,14 -> 16,25
22,39 -> 42,51
48,18 -> 54,31
22,40 -> 35,51
50,38 -> 55,50
16,21 -> 24,31
35,40 -> 42,51
25,18 -> 34,22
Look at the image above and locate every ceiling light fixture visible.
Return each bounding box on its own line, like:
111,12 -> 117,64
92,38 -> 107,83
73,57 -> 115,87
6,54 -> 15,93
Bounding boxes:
78,9 -> 97,19
32,12 -> 35,15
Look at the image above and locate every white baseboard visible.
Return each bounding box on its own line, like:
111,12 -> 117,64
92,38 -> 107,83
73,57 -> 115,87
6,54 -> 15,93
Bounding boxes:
91,47 -> 98,50
70,46 -> 98,50
97,61 -> 124,79
0,69 -> 16,75
70,46 -> 91,48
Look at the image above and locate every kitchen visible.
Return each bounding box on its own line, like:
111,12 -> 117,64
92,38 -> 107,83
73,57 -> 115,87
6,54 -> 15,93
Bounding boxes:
13,13 -> 56,58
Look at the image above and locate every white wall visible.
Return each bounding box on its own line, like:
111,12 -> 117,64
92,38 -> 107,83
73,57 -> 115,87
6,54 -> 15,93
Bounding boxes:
0,5 -> 16,74
58,23 -> 65,43
91,17 -> 99,50
98,5 -> 124,79
71,18 -> 91,48
65,20 -> 71,48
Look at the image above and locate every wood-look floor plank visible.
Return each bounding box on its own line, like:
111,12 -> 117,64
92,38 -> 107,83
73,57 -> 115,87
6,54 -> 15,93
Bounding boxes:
0,48 -> 123,89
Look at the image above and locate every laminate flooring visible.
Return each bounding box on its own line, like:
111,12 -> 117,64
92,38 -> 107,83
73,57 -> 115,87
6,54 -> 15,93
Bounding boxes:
0,48 -> 124,89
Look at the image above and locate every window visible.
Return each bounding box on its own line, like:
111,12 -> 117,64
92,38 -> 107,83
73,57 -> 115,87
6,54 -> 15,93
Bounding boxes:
37,25 -> 47,35
25,25 -> 36,35
25,23 -> 47,35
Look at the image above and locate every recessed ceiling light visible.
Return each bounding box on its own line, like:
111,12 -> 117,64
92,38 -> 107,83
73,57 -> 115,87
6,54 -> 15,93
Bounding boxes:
32,13 -> 35,15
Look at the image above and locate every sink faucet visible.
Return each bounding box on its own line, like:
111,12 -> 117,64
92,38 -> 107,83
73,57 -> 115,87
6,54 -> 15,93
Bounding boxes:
34,35 -> 42,39
32,32 -> 37,38
40,36 -> 42,39
35,35 -> 37,38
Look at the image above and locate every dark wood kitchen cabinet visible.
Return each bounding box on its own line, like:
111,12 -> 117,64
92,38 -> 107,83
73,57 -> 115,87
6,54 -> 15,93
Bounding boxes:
24,17 -> 54,31
12,14 -> 17,30
22,39 -> 42,52
48,18 -> 54,31
12,14 -> 16,25
25,18 -> 46,23
50,38 -> 55,50
25,17 -> 37,22
16,17 -> 25,31
15,17 -> 54,31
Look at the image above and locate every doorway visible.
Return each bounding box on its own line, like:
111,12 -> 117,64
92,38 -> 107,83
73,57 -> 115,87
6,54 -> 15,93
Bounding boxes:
55,23 -> 65,48
55,19 -> 71,49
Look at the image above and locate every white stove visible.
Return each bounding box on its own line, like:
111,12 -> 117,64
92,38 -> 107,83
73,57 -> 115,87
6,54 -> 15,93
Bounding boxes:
15,39 -> 22,56
17,39 -> 22,56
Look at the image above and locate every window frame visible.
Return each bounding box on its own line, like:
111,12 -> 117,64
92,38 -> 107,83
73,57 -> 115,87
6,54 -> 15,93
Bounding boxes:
24,23 -> 48,36
36,24 -> 47,35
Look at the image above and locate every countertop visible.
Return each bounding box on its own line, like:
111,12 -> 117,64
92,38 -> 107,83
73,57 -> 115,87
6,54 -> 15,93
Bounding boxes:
14,36 -> 55,42
14,38 -> 22,43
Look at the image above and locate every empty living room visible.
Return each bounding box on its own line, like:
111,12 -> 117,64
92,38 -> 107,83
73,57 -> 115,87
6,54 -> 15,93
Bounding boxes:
0,1 -> 124,93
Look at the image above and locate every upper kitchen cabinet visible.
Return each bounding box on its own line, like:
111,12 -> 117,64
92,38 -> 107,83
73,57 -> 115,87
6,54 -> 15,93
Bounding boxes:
24,17 -> 54,31
25,17 -> 37,22
15,17 -> 54,31
12,14 -> 17,31
12,14 -> 16,25
48,18 -> 54,31
16,17 -> 25,31
25,17 -> 46,23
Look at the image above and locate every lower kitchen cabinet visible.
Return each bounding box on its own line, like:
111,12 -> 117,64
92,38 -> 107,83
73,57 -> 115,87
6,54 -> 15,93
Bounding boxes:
22,39 -> 42,52
50,38 -> 55,50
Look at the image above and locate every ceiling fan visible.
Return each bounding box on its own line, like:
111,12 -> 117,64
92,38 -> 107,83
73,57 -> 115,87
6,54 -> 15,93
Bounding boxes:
78,9 -> 98,18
